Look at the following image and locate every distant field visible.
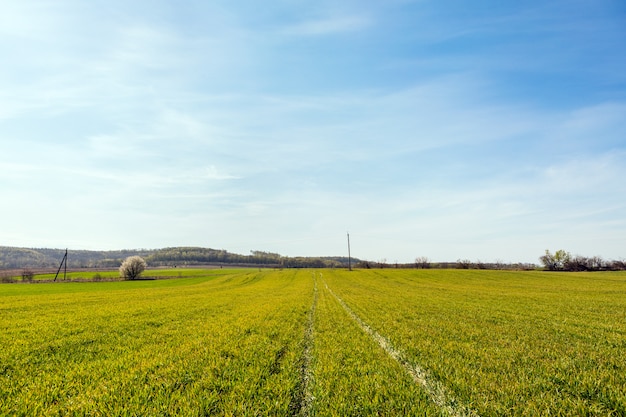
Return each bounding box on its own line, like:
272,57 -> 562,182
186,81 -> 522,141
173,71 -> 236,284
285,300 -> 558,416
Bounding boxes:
1,269 -> 624,415
0,266 -> 228,283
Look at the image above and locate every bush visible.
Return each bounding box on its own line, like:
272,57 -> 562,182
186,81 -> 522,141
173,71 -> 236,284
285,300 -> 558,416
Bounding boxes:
1,273 -> 15,283
21,269 -> 34,282
119,256 -> 147,280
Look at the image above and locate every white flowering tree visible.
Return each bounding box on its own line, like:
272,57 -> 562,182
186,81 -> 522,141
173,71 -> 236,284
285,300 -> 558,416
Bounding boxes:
119,256 -> 147,280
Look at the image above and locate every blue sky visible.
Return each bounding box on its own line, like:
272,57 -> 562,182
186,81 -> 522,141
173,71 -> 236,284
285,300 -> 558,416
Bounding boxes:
1,0 -> 625,264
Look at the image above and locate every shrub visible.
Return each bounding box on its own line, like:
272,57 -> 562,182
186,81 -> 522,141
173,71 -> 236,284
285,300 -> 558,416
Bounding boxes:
119,256 -> 147,280
21,269 -> 34,282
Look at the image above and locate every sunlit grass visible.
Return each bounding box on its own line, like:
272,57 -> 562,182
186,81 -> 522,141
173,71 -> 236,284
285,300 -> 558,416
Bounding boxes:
1,268 -> 624,415
0,270 -> 311,415
323,269 -> 626,415
5,266 -> 245,283
311,273 -> 442,415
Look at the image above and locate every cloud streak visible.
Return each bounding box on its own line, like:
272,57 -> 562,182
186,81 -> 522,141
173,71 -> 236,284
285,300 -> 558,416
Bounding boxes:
282,15 -> 371,36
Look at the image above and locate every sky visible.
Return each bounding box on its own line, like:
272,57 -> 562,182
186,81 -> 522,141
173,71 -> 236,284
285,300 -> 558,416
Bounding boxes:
1,0 -> 625,264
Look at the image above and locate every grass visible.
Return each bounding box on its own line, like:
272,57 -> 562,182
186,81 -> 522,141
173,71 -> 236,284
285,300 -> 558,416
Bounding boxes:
310,272 -> 442,416
1,268 -> 625,415
3,266 -> 237,283
322,269 -> 626,416
1,270 -> 311,415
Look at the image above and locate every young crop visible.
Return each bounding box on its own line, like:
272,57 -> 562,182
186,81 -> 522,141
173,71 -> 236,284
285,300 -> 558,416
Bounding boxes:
1,268 -> 624,415
322,269 -> 626,415
310,273 -> 442,415
0,270 -> 313,415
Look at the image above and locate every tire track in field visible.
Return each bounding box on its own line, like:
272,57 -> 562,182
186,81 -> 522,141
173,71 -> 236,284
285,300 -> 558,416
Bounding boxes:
323,280 -> 480,417
289,273 -> 318,417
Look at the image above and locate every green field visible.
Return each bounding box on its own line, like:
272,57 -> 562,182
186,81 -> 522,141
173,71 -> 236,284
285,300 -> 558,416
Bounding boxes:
1,269 -> 624,416
3,267 -> 225,283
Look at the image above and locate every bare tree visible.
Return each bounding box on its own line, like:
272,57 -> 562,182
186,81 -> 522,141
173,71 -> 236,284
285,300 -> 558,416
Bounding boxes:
610,259 -> 626,271
589,256 -> 605,270
119,256 -> 147,280
456,259 -> 471,269
21,269 -> 34,282
415,256 -> 430,269
564,255 -> 588,271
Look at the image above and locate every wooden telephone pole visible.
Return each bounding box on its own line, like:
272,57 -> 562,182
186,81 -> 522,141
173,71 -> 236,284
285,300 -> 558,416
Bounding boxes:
54,249 -> 68,281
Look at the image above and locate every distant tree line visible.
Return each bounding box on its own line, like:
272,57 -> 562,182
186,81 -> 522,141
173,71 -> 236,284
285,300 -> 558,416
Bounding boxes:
2,246 -> 623,272
0,247 -> 150,269
539,249 -> 626,271
0,246 -> 356,270
356,258 -> 537,270
144,248 -> 352,268
357,252 -> 625,271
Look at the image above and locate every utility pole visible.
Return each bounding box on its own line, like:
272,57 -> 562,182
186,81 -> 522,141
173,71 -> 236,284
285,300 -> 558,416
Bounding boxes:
54,249 -> 68,282
347,232 -> 352,271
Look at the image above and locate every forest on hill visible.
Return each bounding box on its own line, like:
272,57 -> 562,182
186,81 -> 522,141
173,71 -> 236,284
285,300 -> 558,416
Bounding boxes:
0,246 -> 356,270
3,246 -> 623,272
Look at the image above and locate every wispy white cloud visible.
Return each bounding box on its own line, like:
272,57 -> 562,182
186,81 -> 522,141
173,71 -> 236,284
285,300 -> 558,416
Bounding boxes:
281,15 -> 371,36
548,102 -> 626,151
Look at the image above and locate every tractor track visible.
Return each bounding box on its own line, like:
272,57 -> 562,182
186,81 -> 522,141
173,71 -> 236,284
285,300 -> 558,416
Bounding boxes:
324,281 -> 480,417
289,274 -> 318,417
